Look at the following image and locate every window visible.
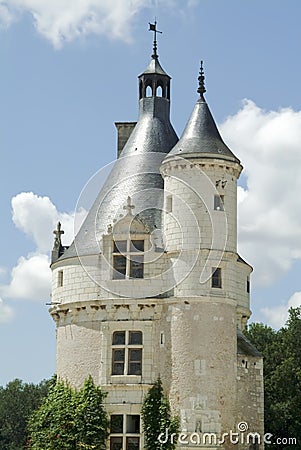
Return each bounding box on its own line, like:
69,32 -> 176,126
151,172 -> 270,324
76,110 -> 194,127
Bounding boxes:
214,195 -> 224,211
58,270 -> 63,287
166,195 -> 172,213
112,331 -> 142,375
247,277 -> 250,293
145,85 -> 152,97
110,415 -> 140,450
211,267 -> 222,288
112,240 -> 144,280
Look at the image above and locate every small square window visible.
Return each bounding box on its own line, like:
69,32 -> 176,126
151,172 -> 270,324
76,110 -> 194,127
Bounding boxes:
129,331 -> 142,345
113,331 -> 126,345
113,240 -> 127,253
130,240 -> 144,252
111,415 -> 124,433
126,415 -> 140,434
212,267 -> 222,288
110,436 -> 123,450
214,195 -> 224,211
126,437 -> 140,450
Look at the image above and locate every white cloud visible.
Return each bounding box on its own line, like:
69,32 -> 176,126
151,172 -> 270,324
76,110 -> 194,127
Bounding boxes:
12,192 -> 58,253
1,254 -> 51,300
11,192 -> 86,252
261,291 -> 301,329
220,100 -> 301,286
0,0 -> 196,48
3,192 -> 87,302
0,298 -> 14,323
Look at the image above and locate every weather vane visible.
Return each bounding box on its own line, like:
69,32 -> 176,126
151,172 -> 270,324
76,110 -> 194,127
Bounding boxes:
149,20 -> 162,59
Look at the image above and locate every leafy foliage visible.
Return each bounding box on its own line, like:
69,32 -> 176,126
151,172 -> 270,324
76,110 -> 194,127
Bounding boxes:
75,376 -> 109,450
141,378 -> 179,450
245,307 -> 301,449
0,377 -> 52,450
28,375 -> 109,450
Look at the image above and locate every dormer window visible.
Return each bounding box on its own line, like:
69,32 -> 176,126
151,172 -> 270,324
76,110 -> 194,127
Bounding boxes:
112,239 -> 144,280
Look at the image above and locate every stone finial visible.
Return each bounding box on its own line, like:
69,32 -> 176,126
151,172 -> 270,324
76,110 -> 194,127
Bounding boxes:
197,60 -> 206,98
53,221 -> 64,249
51,222 -> 65,263
123,196 -> 135,216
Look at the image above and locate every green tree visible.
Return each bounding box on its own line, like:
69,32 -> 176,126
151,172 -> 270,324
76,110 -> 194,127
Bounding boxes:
28,376 -> 109,450
141,378 -> 179,450
0,377 -> 52,450
76,376 -> 109,449
245,307 -> 301,449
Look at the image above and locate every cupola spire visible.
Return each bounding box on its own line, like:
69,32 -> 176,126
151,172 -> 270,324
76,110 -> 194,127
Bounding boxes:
197,60 -> 206,98
149,20 -> 162,59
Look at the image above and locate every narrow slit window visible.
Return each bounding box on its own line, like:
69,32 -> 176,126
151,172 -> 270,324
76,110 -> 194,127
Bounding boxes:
214,195 -> 224,211
166,195 -> 173,213
212,267 -> 222,288
58,270 -> 63,287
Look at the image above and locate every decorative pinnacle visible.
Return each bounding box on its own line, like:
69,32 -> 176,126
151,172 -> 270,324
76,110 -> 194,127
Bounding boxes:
123,196 -> 135,215
197,60 -> 206,98
53,221 -> 64,249
149,20 -> 162,59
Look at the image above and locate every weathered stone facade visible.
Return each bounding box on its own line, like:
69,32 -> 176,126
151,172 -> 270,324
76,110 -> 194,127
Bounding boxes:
50,35 -> 264,450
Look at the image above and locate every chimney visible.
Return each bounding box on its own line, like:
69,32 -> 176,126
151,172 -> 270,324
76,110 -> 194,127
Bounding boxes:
115,122 -> 137,158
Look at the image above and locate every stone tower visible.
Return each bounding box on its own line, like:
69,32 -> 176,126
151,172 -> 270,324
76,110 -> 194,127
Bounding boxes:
50,26 -> 264,450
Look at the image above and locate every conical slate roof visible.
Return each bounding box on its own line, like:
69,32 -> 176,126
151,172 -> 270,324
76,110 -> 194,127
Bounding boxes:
167,64 -> 239,163
167,96 -> 239,162
140,57 -> 170,77
56,56 -> 178,262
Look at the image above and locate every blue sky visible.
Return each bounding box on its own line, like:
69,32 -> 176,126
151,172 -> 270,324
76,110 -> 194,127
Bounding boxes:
1,0 -> 301,385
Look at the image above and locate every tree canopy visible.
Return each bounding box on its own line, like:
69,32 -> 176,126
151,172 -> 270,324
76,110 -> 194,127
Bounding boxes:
0,377 -> 52,450
28,375 -> 109,450
245,307 -> 301,449
141,378 -> 179,450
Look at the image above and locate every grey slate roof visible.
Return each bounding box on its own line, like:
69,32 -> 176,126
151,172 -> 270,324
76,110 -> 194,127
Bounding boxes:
139,57 -> 170,77
166,96 -> 240,162
57,57 -> 178,262
237,330 -> 262,357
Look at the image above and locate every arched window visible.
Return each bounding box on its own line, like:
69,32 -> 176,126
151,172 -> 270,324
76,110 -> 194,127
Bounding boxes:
156,85 -> 163,97
145,85 -> 152,97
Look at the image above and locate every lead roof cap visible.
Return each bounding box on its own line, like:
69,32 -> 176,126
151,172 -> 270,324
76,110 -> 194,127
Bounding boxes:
166,62 -> 240,163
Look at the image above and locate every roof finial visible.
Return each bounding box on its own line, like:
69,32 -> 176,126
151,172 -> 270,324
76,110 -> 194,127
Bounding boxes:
53,221 -> 64,248
123,196 -> 135,216
197,60 -> 206,98
149,20 -> 162,59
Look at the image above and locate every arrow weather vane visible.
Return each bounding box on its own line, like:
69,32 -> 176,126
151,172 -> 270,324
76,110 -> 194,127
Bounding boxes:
149,20 -> 162,59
